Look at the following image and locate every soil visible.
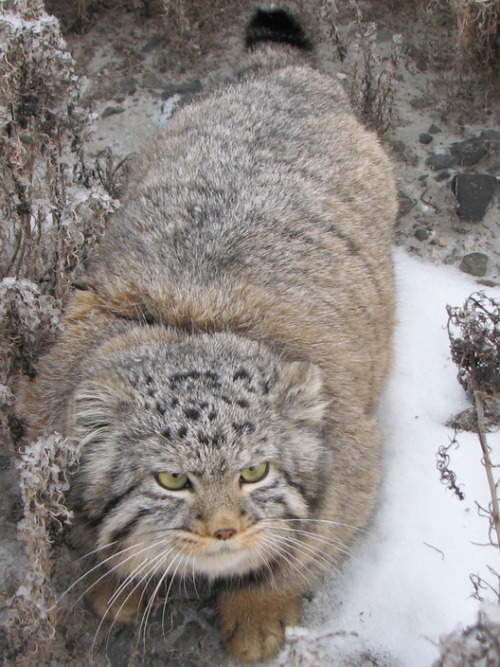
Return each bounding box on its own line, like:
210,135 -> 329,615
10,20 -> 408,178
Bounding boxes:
1,1 -> 499,665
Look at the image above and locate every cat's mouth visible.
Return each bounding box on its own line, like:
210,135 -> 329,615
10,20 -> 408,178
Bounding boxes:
174,526 -> 277,578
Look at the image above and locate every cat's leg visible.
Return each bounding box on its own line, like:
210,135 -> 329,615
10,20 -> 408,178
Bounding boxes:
217,587 -> 301,662
84,573 -> 148,624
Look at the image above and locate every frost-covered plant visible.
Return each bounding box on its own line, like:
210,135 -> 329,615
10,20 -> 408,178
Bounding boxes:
0,278 -> 61,449
0,0 -> 117,299
437,294 -> 500,664
5,433 -> 77,666
434,603 -> 500,666
0,1 -> 120,662
0,0 -> 119,438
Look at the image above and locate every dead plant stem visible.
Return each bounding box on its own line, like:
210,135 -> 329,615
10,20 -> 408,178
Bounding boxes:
471,368 -> 500,551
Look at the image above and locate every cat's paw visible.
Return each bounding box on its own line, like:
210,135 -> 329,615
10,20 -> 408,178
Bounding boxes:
217,589 -> 301,663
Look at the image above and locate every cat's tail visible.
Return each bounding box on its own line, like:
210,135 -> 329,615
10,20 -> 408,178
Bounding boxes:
245,7 -> 312,53
238,6 -> 314,77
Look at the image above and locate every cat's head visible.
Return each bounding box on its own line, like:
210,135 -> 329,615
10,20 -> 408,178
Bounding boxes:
67,331 -> 329,582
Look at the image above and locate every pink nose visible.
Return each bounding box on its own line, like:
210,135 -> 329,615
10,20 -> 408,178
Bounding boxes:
214,527 -> 237,540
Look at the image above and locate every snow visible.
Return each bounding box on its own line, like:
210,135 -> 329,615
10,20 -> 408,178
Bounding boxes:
298,249 -> 500,666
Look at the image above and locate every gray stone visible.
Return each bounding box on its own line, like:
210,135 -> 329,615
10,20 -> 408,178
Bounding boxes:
481,129 -> 500,143
450,137 -> 489,166
435,170 -> 451,182
452,173 -> 499,221
143,72 -> 166,89
419,133 -> 433,145
415,228 -> 430,241
426,153 -> 458,170
376,29 -> 393,43
398,191 -> 415,218
101,106 -> 125,119
142,35 -> 163,53
460,252 -> 489,277
428,123 -> 442,134
162,80 -> 203,99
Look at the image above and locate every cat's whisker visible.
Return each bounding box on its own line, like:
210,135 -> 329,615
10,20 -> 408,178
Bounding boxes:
258,534 -> 311,589
265,517 -> 367,533
139,548 -> 179,648
149,551 -> 188,646
266,532 -> 342,576
253,541 -> 276,586
92,544 -> 173,654
262,524 -> 355,558
75,540 -> 119,562
56,541 -> 150,612
262,524 -> 363,566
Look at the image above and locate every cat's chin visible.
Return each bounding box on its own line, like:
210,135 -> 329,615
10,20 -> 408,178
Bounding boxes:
190,543 -> 272,579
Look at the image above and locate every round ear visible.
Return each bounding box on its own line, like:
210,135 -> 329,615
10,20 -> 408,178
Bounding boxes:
67,379 -> 134,451
278,361 -> 328,426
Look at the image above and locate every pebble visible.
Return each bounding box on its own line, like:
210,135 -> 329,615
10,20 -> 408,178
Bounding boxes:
419,133 -> 433,145
452,173 -> 499,221
101,106 -> 125,118
426,153 -> 458,170
435,170 -> 451,182
415,227 -> 430,241
162,80 -> 203,99
450,137 -> 489,166
398,191 -> 415,218
143,72 -> 166,89
428,123 -> 442,134
481,128 -> 500,145
142,35 -> 163,53
460,252 -> 489,277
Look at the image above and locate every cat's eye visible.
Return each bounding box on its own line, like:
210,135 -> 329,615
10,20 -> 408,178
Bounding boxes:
156,471 -> 190,490
240,462 -> 269,484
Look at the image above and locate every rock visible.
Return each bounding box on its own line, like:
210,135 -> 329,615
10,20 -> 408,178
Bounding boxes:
143,72 -> 166,89
101,106 -> 125,119
452,173 -> 499,221
376,29 -> 393,43
435,170 -> 451,182
428,123 -> 442,134
391,140 -> 406,154
142,35 -> 163,53
398,191 -> 415,218
450,137 -> 489,165
481,129 -> 500,144
419,133 -> 433,145
415,227 -> 430,241
162,79 -> 203,99
460,252 -> 488,277
426,153 -> 458,170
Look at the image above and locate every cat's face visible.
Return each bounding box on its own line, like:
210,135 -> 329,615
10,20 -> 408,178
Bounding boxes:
68,332 -> 328,583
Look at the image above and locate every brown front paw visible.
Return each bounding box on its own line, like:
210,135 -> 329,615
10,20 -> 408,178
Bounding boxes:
85,576 -> 146,624
217,589 -> 301,663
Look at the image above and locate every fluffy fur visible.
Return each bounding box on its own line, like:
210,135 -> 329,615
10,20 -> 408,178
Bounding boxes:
18,7 -> 397,663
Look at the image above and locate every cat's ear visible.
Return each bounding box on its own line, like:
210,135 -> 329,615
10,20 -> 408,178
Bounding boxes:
278,361 -> 327,426
68,379 -> 134,449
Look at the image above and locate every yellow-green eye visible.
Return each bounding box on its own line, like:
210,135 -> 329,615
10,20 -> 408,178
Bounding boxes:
156,472 -> 190,490
240,462 -> 269,484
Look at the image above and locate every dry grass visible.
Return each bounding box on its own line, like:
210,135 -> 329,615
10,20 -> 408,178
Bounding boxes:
451,0 -> 500,85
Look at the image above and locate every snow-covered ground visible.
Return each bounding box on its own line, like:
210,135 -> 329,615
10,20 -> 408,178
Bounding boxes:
290,250 -> 500,666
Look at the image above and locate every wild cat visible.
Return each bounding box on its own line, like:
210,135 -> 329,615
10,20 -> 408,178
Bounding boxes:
18,6 -> 397,663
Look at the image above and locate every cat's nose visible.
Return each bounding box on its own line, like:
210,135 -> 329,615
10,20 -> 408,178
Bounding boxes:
213,527 -> 237,540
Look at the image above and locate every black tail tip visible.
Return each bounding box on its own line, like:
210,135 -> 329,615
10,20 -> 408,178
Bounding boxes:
245,7 -> 312,52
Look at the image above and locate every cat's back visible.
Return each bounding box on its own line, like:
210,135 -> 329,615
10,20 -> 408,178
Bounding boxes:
81,47 -> 397,409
